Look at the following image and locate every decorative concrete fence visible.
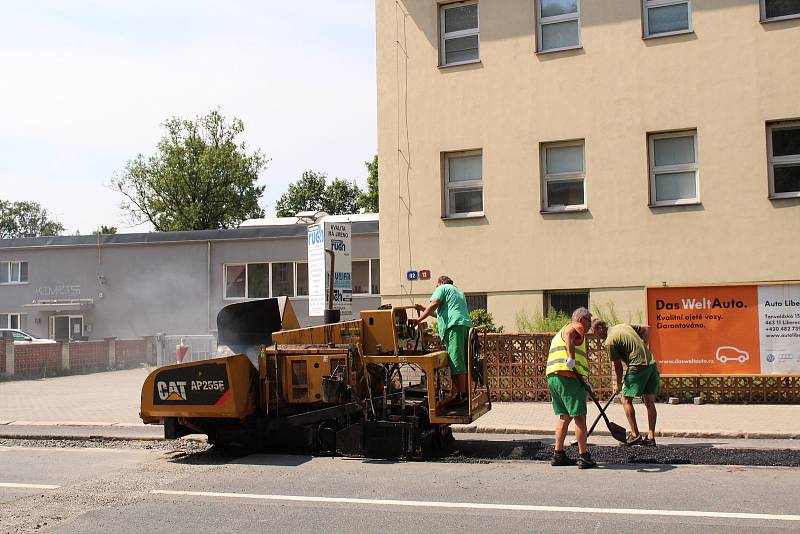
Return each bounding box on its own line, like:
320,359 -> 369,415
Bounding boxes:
481,333 -> 800,404
1,338 -> 151,378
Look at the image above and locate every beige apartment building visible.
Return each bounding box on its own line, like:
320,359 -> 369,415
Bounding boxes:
376,0 -> 800,329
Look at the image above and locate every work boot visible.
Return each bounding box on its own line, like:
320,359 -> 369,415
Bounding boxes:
550,450 -> 577,466
577,452 -> 597,469
625,433 -> 643,446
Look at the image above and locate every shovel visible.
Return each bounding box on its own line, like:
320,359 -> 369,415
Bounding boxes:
587,390 -> 628,444
570,381 -> 628,445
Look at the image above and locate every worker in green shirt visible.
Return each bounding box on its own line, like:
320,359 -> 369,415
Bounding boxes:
592,320 -> 660,446
413,275 -> 473,406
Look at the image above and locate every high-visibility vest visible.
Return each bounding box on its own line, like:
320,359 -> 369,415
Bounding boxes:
546,324 -> 590,378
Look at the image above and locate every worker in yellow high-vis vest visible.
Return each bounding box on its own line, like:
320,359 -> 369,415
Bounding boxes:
546,307 -> 597,469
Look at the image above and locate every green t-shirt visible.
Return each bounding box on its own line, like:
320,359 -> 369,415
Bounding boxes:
603,323 -> 655,370
431,284 -> 473,335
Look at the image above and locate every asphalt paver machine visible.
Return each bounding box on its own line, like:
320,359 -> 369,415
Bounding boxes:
140,297 -> 491,458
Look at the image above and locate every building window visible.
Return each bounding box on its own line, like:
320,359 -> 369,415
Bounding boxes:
445,151 -> 484,218
537,0 -> 580,52
0,261 -> 28,284
0,313 -> 28,330
643,0 -> 691,37
546,290 -> 589,317
465,293 -> 487,313
761,0 -> 800,21
440,1 -> 479,66
352,260 -> 370,295
648,130 -> 699,206
768,121 -> 800,198
370,259 -> 381,295
541,140 -> 586,211
224,263 -> 269,299
271,262 -> 294,298
296,262 -> 309,296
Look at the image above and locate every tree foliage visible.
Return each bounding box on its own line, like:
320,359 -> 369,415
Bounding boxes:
323,178 -> 362,215
275,171 -> 363,217
274,170 -> 327,217
356,155 -> 378,213
111,110 -> 267,231
0,200 -> 65,238
94,225 -> 118,235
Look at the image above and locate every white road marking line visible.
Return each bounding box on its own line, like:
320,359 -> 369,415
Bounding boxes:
149,490 -> 800,522
0,483 -> 60,490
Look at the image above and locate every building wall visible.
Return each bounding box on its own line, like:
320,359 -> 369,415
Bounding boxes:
377,0 -> 800,328
0,231 -> 381,339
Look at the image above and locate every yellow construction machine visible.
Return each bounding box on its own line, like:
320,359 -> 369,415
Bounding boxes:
140,297 -> 491,458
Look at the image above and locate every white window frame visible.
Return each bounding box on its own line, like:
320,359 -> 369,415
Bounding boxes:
642,0 -> 692,38
223,262 -> 272,300
541,140 -> 586,212
352,258 -> 381,296
1,313 -> 27,330
648,130 -> 700,206
767,121 -> 800,199
294,261 -> 308,297
444,150 -> 484,219
440,1 -> 480,67
0,261 -> 28,285
536,0 -> 581,53
270,261 -> 296,299
760,0 -> 800,22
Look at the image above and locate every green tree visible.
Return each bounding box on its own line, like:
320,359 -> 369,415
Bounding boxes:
275,170 -> 327,217
94,225 -> 118,235
275,171 -> 363,217
0,200 -> 65,238
111,109 -> 267,231
323,178 -> 362,215
356,155 -> 378,213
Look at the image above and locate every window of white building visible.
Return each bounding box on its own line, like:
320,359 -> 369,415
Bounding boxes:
440,2 -> 479,66
271,262 -> 294,298
0,261 -> 28,284
643,0 -> 692,37
648,131 -> 699,206
537,0 -> 581,52
541,140 -> 586,211
445,151 -> 484,218
767,121 -> 800,198
0,313 -> 28,330
224,263 -> 269,299
761,0 -> 800,22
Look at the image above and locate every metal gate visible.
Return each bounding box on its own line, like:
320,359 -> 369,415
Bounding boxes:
157,335 -> 217,366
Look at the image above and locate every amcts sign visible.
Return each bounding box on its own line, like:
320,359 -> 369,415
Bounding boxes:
34,285 -> 81,300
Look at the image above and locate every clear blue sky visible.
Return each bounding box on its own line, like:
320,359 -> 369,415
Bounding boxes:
0,1 -> 377,233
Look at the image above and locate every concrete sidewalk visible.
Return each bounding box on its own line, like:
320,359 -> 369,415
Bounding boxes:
2,368 -> 799,440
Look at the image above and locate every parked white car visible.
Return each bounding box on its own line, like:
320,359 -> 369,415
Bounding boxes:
0,329 -> 56,344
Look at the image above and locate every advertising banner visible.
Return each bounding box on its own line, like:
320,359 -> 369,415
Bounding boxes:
307,223 -> 326,317
647,284 -> 800,375
307,221 -> 352,317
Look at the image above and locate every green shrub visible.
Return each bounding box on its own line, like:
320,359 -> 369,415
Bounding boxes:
591,301 -> 644,326
515,308 -> 570,333
469,308 -> 504,333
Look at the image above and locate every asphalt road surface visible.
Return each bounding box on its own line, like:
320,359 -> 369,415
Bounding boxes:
1,438 -> 799,533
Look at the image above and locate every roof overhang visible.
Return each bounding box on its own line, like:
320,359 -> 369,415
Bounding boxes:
23,299 -> 94,312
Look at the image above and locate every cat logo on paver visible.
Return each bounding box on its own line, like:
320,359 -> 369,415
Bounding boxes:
157,381 -> 188,401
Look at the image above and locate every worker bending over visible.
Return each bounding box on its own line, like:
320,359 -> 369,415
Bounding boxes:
413,275 -> 473,406
546,307 -> 597,469
592,320 -> 660,446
